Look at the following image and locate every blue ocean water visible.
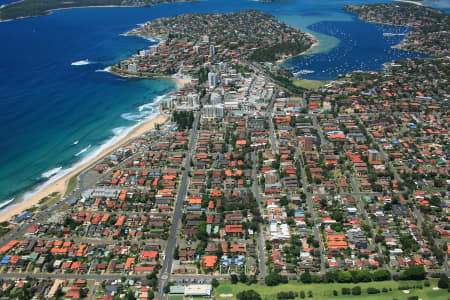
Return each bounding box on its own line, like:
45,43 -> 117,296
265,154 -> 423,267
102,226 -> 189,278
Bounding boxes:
0,0 -> 445,207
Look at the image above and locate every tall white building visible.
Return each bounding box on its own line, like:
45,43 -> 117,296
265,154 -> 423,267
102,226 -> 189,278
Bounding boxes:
208,72 -> 218,89
187,93 -> 200,107
209,44 -> 215,56
203,104 -> 224,118
128,63 -> 138,73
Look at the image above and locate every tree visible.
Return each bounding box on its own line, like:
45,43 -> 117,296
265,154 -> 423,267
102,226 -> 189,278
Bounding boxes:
353,269 -> 372,282
337,271 -> 352,283
373,269 -> 390,281
163,283 -> 173,294
239,272 -> 248,283
351,286 -> 361,295
148,290 -> 154,300
300,271 -> 312,283
231,274 -> 239,284
212,278 -> 219,288
400,265 -> 426,280
438,274 -> 449,289
127,290 -> 136,300
265,273 -> 280,286
236,290 -> 262,300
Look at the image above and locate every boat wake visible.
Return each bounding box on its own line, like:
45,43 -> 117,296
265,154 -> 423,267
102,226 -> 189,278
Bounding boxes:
71,59 -> 91,66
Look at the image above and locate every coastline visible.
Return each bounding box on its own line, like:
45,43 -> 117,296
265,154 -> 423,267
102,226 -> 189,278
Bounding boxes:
0,0 -> 203,22
0,74 -> 193,223
0,112 -> 168,223
276,32 -> 319,64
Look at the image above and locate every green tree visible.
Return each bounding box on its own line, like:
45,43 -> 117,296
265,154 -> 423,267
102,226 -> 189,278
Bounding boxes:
127,290 -> 136,300
438,274 -> 449,289
231,274 -> 239,284
373,269 -> 390,281
236,290 -> 262,300
212,278 -> 219,288
400,266 -> 426,280
300,271 -> 312,283
337,271 -> 352,283
351,286 -> 361,295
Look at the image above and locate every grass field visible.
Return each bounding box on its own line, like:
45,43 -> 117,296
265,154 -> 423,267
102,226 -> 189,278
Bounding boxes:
169,296 -> 183,300
65,174 -> 78,196
288,97 -> 302,105
215,280 -> 447,300
293,80 -> 327,89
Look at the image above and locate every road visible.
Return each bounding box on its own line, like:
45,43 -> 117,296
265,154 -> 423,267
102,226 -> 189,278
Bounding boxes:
251,152 -> 266,279
157,112 -> 199,300
349,174 -> 391,274
368,128 -> 449,276
296,149 -> 326,274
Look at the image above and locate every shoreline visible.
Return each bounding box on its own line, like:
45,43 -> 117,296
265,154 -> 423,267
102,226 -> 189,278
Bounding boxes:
0,111 -> 168,223
276,32 -> 320,64
0,74 -> 193,223
0,0 -> 203,22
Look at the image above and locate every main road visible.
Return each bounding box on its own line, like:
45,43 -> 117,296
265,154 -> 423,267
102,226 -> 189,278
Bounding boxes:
157,112 -> 199,300
251,152 -> 267,279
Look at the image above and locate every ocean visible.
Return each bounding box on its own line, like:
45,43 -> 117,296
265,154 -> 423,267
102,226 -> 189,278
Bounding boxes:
0,0 -> 448,208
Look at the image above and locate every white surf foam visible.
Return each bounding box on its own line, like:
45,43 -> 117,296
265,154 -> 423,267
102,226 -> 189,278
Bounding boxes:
41,167 -> 63,179
138,102 -> 157,112
0,198 -> 15,210
75,145 -> 91,157
9,90 -> 170,217
71,59 -> 90,66
112,126 -> 128,136
121,111 -> 149,121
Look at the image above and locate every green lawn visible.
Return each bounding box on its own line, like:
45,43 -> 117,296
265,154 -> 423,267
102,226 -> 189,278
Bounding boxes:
215,280 -> 447,300
65,174 -> 78,196
293,80 -> 327,89
288,97 -> 302,105
169,296 -> 183,300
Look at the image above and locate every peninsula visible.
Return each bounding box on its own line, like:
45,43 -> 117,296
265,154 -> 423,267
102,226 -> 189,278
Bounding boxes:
111,10 -> 313,78
0,0 -> 199,21
344,3 -> 450,56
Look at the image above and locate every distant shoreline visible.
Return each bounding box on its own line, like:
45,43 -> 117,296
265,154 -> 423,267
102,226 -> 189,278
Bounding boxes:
0,0 -> 202,22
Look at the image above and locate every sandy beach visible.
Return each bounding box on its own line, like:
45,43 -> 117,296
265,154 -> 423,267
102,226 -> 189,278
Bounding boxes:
0,113 -> 168,223
0,74 -> 193,223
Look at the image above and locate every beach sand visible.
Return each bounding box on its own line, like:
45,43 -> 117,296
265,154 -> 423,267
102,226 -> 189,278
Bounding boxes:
172,77 -> 192,88
0,113 -> 168,223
